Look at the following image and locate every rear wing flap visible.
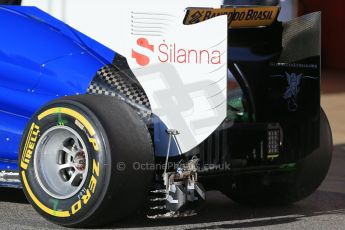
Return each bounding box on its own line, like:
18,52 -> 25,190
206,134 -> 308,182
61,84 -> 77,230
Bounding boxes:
184,6 -> 280,29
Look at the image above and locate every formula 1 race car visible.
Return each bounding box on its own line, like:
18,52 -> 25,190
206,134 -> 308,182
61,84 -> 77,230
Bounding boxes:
0,0 -> 332,228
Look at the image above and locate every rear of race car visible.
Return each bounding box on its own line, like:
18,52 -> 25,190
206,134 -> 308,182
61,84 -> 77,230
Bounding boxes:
183,5 -> 330,205
4,0 -> 331,227
148,6 -> 330,217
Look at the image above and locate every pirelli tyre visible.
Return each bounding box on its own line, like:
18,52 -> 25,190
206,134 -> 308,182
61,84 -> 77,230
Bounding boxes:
220,108 -> 333,206
19,95 -> 154,227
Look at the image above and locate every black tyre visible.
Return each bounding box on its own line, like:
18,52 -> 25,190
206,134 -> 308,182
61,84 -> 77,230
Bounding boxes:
19,95 -> 154,227
220,108 -> 333,206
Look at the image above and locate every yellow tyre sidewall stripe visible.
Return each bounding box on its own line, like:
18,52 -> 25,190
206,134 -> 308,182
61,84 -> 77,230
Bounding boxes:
22,171 -> 70,217
38,107 -> 95,136
22,107 -> 99,218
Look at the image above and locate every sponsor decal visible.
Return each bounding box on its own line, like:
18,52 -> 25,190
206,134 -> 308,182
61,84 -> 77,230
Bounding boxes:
271,72 -> 318,112
132,38 -> 221,67
283,73 -> 302,112
184,6 -> 279,28
270,62 -> 318,69
129,12 -> 228,153
20,123 -> 40,170
70,159 -> 100,215
132,38 -> 154,66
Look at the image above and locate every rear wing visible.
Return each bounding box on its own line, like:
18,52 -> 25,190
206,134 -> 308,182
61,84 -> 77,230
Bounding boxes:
184,6 -> 280,28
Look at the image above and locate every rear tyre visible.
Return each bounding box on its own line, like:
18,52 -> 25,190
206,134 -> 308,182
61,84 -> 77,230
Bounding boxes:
220,108 -> 333,206
19,95 -> 154,227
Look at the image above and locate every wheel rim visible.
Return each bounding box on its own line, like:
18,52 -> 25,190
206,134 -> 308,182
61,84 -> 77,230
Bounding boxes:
34,126 -> 89,200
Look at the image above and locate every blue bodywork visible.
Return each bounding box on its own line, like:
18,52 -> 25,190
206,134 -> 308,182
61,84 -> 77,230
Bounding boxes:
0,6 -> 116,172
0,5 -> 277,173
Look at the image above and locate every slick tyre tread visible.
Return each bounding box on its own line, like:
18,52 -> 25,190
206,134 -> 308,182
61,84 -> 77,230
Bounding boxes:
19,95 -> 154,227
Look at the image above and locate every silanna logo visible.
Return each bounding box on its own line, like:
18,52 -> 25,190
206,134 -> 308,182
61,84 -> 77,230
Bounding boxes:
132,38 -> 154,66
131,38 -> 221,67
